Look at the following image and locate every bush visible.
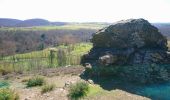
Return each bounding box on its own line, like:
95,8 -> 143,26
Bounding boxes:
0,68 -> 11,75
0,81 -> 10,88
26,76 -> 45,87
41,84 -> 55,94
0,88 -> 19,100
68,82 -> 89,100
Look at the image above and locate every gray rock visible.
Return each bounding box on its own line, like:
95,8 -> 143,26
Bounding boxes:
84,63 -> 92,69
81,18 -> 169,66
92,18 -> 167,49
99,54 -> 117,66
88,79 -> 94,84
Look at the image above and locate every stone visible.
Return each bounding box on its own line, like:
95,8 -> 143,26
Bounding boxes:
87,79 -> 94,84
92,18 -> 167,49
81,18 -> 170,84
84,63 -> 92,69
81,18 -> 169,66
64,81 -> 72,88
99,54 -> 117,66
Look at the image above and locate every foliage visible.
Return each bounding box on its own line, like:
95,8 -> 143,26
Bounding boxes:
26,76 -> 45,87
0,43 -> 92,72
68,82 -> 89,100
0,81 -> 10,88
87,84 -> 103,97
0,68 -> 12,75
0,88 -> 19,100
41,84 -> 55,94
0,23 -> 106,31
0,26 -> 95,56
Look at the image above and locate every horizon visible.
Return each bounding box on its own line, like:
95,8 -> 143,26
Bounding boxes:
0,0 -> 170,23
1,17 -> 170,23
0,18 -> 170,24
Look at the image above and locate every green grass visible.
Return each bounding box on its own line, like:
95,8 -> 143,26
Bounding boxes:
4,43 -> 92,60
0,81 -> 10,88
87,84 -> 103,96
0,23 -> 108,31
0,68 -> 12,75
0,43 -> 92,72
68,82 -> 89,100
26,76 -> 46,87
0,88 -> 19,100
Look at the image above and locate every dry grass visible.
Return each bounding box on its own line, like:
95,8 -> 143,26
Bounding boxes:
41,84 -> 55,94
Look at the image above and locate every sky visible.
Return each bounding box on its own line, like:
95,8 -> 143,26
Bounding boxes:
0,0 -> 170,22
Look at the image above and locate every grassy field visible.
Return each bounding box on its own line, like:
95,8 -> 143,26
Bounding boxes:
0,23 -> 109,31
0,43 -> 92,73
0,40 -> 170,74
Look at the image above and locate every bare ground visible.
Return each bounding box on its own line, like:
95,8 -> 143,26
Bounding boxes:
1,66 -> 150,100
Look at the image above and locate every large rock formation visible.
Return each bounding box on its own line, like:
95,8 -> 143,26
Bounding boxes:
81,18 -> 169,66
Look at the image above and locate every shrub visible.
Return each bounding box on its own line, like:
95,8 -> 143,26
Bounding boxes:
26,76 -> 45,87
0,81 -> 10,88
41,84 -> 55,94
0,88 -> 19,100
0,68 -> 11,75
68,82 -> 89,100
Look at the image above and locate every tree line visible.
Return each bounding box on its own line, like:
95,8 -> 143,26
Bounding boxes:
0,29 -> 95,56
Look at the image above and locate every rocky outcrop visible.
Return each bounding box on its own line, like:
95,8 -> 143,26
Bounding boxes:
81,18 -> 169,66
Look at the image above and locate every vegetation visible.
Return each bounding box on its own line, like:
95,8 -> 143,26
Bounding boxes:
0,88 -> 19,100
0,43 -> 92,73
0,23 -> 107,31
0,81 -> 10,88
0,68 -> 12,75
0,23 -> 169,56
0,26 -> 95,56
87,84 -> 103,97
26,76 -> 45,87
68,82 -> 89,100
0,22 -> 170,100
41,84 -> 55,94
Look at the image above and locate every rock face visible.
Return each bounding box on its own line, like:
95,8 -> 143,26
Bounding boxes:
81,19 -> 168,66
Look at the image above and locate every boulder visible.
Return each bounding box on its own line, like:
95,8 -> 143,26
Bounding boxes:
92,18 -> 167,49
81,18 -> 169,66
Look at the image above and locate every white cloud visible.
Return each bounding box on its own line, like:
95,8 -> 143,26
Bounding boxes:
0,0 -> 170,22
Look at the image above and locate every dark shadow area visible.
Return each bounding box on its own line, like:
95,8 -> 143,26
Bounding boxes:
80,74 -> 170,100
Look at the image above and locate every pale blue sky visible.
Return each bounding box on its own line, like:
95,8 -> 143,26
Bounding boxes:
0,0 -> 170,22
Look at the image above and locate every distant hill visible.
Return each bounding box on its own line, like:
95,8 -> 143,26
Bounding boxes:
51,22 -> 68,26
0,18 -> 22,27
16,19 -> 51,27
0,18 -> 67,27
0,18 -> 170,39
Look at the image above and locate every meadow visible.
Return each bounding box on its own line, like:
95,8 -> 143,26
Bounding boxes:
0,43 -> 92,73
0,23 -> 109,31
